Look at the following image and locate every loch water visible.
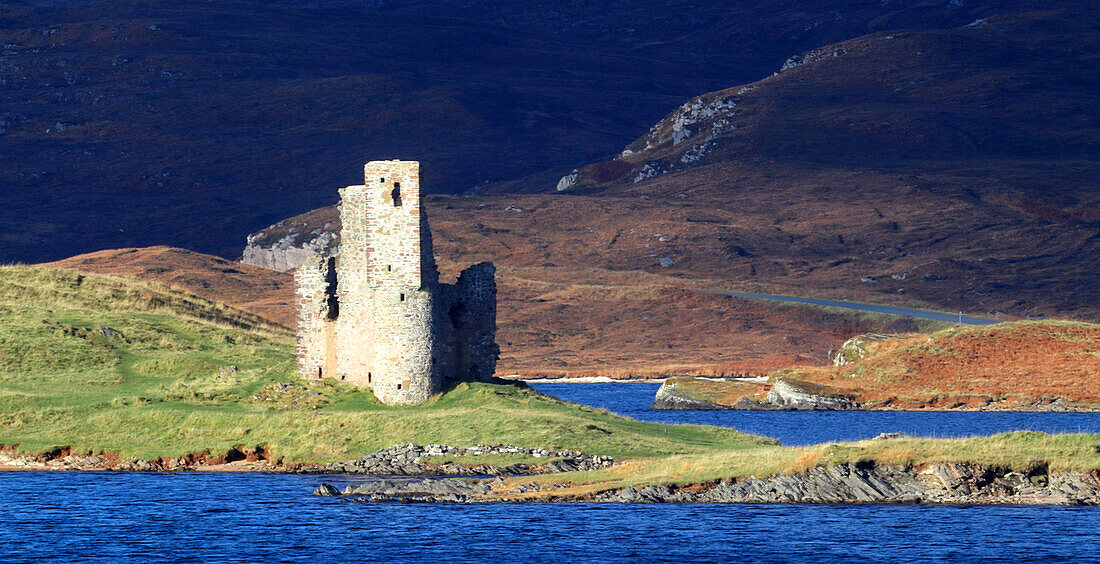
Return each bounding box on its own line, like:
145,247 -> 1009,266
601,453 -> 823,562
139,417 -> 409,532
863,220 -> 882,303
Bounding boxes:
528,382 -> 1100,445
2,382 -> 1099,562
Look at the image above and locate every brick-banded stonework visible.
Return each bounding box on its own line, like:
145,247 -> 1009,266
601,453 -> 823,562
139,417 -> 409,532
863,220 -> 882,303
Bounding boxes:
295,160 -> 498,406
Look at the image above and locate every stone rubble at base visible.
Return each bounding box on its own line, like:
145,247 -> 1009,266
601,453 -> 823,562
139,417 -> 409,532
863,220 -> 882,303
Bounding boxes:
301,443 -> 615,476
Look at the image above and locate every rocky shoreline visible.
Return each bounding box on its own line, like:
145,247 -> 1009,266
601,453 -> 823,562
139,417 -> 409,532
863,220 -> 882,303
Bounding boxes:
0,443 -> 614,475
316,461 -> 1100,506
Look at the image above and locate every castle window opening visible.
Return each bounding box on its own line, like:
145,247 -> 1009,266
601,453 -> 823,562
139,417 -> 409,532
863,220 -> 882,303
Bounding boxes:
392,184 -> 402,206
400,293 -> 405,302
397,383 -> 402,390
387,265 -> 392,272
368,372 -> 371,383
378,177 -> 385,183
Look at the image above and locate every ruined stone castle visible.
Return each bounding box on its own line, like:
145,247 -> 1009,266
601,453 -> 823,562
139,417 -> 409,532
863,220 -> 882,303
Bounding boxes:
294,160 -> 498,406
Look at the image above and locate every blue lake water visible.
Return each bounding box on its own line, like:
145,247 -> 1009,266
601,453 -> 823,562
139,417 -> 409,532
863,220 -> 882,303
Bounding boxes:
529,382 -> 1100,445
3,382 -> 1099,562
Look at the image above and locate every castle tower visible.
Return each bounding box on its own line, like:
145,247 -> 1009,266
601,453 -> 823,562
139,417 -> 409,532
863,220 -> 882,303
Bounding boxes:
337,160 -> 439,405
295,159 -> 498,406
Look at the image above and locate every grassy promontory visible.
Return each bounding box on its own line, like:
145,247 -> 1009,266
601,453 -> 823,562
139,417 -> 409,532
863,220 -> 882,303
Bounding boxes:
3,266 -> 1099,494
0,267 -> 769,462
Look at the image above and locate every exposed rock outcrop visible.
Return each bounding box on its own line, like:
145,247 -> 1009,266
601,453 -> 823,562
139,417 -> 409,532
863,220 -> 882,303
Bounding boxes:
650,381 -> 734,410
831,333 -> 898,366
651,377 -> 854,411
323,462 -> 1100,506
766,379 -> 854,410
241,228 -> 337,272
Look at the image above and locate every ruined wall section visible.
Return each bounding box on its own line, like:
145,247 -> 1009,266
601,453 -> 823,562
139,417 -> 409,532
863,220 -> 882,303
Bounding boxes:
334,184 -> 374,388
454,262 -> 499,381
363,160 -> 439,405
295,255 -> 337,381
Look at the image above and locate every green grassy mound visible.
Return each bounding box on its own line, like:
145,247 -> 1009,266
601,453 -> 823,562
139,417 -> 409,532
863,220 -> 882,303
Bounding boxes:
0,266 -> 770,462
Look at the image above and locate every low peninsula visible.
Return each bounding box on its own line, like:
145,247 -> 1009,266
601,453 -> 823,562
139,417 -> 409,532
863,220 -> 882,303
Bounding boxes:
652,321 -> 1100,412
2,266 -> 1099,505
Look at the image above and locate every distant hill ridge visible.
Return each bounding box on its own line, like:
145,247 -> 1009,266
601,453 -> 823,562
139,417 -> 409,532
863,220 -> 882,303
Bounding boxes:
0,0 -> 1080,263
243,9 -> 1100,322
553,10 -> 1098,194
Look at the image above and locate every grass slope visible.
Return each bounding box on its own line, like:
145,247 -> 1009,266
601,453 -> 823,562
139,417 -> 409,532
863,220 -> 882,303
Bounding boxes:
0,266 -> 768,462
504,432 -> 1100,498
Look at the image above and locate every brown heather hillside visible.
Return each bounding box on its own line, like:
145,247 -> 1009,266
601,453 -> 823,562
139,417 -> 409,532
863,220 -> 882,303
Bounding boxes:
660,321 -> 1100,410
248,10 -> 1100,321
45,246 -> 939,378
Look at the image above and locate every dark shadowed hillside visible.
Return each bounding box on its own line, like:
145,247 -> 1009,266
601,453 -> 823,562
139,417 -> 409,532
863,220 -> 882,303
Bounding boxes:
0,0 -> 1070,262
245,10 -> 1100,322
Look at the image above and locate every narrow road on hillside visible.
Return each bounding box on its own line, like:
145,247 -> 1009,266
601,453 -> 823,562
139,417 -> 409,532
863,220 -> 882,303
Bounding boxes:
699,291 -> 1001,326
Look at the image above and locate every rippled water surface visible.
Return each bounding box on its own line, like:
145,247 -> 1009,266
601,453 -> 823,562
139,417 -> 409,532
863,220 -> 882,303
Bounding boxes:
4,382 -> 1100,562
3,472 -> 1100,562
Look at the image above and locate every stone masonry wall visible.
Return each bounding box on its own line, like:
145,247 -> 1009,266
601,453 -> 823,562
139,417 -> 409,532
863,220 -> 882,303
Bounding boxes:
295,159 -> 498,406
354,161 -> 439,405
295,255 -> 335,380
335,184 -> 374,387
454,262 -> 498,381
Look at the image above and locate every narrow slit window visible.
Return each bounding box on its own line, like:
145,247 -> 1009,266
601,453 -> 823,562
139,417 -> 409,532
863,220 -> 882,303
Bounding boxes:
391,183 -> 402,207
399,293 -> 405,302
386,265 -> 392,272
397,383 -> 402,390
378,177 -> 385,183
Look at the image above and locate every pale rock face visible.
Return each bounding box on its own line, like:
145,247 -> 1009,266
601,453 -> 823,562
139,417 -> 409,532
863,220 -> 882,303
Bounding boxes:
633,163 -> 665,183
555,169 -> 579,192
831,333 -> 898,367
242,230 -> 337,271
680,141 -> 715,164
662,96 -> 737,147
766,380 -> 853,410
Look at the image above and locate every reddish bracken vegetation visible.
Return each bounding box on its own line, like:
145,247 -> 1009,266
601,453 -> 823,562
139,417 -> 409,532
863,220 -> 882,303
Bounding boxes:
810,322 -> 1100,408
